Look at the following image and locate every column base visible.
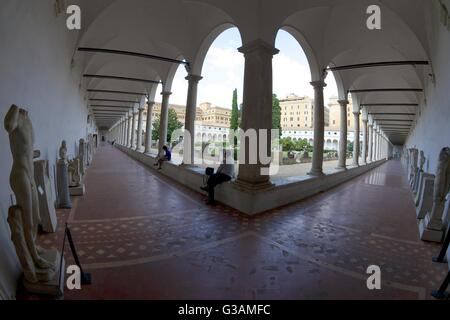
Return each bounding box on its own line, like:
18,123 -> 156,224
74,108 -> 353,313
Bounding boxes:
23,250 -> 65,297
307,169 -> 325,177
234,179 -> 275,193
69,184 -> 85,196
335,166 -> 347,171
419,215 -> 444,242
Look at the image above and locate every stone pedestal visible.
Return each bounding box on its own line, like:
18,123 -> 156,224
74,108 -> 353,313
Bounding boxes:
56,160 -> 71,209
23,250 -> 65,297
69,184 -> 85,196
34,160 -> 57,233
416,175 -> 435,219
412,169 -> 422,194
419,214 -> 444,242
414,173 -> 432,205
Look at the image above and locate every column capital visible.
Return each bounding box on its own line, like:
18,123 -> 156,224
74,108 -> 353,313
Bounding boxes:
238,39 -> 279,56
337,100 -> 349,107
185,74 -> 203,83
352,110 -> 361,116
362,119 -> 368,123
161,91 -> 172,97
310,80 -> 327,89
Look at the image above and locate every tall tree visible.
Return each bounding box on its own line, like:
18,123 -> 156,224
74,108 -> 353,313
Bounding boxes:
272,94 -> 281,137
230,89 -> 239,130
152,108 -> 183,144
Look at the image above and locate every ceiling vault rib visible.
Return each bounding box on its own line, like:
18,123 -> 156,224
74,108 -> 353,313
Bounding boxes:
369,113 -> 416,116
350,88 -> 423,93
89,98 -> 138,103
326,60 -> 429,72
375,119 -> 414,122
87,89 -> 147,96
84,74 -> 161,85
361,103 -> 419,107
78,47 -> 189,66
89,104 -> 134,108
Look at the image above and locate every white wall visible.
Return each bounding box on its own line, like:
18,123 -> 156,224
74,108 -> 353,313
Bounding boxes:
405,3 -> 450,175
0,1 -> 93,299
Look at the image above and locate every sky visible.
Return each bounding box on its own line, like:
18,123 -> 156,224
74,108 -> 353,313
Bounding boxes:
155,28 -> 338,108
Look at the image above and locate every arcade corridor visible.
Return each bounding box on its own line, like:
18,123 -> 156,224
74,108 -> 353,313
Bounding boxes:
34,143 -> 448,300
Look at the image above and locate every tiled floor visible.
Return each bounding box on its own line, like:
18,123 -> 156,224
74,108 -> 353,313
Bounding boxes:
37,143 -> 448,300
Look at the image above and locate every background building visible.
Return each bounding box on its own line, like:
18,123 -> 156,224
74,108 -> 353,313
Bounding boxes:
281,95 -> 363,151
143,101 -> 231,143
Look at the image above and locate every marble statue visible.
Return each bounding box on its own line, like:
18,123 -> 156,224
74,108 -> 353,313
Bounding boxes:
427,147 -> 450,228
68,157 -> 82,187
68,156 -> 85,196
34,160 -> 57,233
420,147 -> 450,241
57,141 -> 72,208
409,148 -> 419,189
59,140 -> 67,162
413,150 -> 426,194
79,138 -> 86,175
4,105 -> 57,284
419,150 -> 425,172
416,174 -> 435,218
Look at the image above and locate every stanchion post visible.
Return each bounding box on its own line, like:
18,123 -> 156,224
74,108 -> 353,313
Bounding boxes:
65,223 -> 92,285
433,224 -> 450,263
431,270 -> 450,300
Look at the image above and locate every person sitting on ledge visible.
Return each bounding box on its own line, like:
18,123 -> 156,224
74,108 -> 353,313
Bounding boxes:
201,149 -> 235,205
154,145 -> 171,170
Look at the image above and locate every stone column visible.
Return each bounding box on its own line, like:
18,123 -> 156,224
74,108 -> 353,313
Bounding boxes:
362,119 -> 368,164
367,124 -> 373,163
130,112 -> 137,149
117,122 -> 121,144
145,101 -> 155,154
352,111 -> 360,166
121,119 -> 126,145
127,114 -> 133,147
308,80 -> 327,176
336,100 -> 348,170
123,118 -> 128,146
373,127 -> 378,161
136,108 -> 144,151
236,39 -> 279,189
158,91 -> 172,154
183,74 -> 203,165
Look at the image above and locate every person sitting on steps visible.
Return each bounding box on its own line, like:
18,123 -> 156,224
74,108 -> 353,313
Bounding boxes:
201,149 -> 235,205
154,145 -> 171,170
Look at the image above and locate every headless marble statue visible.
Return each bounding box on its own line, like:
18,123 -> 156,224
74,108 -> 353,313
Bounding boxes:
419,150 -> 425,172
410,148 -> 418,174
68,157 -> 82,187
427,147 -> 450,230
57,140 -> 72,208
4,105 -> 57,283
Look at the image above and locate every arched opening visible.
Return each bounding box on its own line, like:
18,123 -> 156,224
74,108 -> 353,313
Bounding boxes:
192,27 -> 243,165
272,29 -> 339,176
